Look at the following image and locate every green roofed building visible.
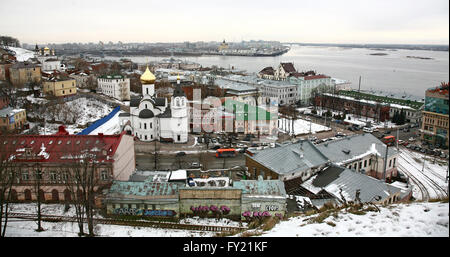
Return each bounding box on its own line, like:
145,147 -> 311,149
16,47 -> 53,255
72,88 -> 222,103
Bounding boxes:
104,177 -> 180,218
224,99 -> 278,135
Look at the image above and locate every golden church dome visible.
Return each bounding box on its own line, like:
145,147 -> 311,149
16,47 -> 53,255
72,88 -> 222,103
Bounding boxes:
140,66 -> 156,84
44,47 -> 50,50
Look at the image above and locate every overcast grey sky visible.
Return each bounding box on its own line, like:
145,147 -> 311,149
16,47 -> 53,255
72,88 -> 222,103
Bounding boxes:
1,0 -> 448,44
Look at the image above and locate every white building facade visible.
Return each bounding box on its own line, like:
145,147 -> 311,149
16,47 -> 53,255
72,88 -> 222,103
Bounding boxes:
119,67 -> 188,143
97,74 -> 131,101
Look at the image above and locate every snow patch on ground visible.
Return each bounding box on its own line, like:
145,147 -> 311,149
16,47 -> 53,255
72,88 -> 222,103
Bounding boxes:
256,201 -> 449,237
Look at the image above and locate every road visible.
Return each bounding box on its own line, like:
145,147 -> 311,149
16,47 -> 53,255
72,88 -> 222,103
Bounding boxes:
136,152 -> 246,171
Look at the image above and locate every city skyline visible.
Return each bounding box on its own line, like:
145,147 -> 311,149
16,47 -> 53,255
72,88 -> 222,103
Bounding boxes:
1,0 -> 449,45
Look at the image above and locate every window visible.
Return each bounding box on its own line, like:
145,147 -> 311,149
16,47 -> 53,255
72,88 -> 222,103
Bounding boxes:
22,172 -> 29,181
50,172 -> 57,181
144,123 -> 147,129
393,158 -> 396,167
389,159 -> 392,168
101,170 -> 109,180
364,160 -> 367,168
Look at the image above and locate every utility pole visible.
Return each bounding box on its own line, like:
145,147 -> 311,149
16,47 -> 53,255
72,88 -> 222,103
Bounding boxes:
396,128 -> 399,151
383,144 -> 389,181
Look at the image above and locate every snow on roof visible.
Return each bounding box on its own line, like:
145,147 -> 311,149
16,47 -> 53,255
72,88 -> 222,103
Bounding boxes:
169,169 -> 187,181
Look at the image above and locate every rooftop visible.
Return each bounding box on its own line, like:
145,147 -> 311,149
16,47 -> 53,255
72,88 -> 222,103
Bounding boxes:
99,74 -> 125,79
301,165 -> 406,202
246,140 -> 329,175
107,179 -> 179,199
233,176 -> 286,198
0,107 -> 25,117
338,90 -> 423,110
0,126 -> 127,163
315,133 -> 398,165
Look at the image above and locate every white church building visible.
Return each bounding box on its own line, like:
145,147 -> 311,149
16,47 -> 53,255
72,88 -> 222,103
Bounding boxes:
118,66 -> 188,143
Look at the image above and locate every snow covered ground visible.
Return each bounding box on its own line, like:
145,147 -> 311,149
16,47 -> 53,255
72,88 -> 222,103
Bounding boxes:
8,46 -> 35,61
3,201 -> 447,237
298,107 -> 400,129
256,201 -> 448,237
278,117 -> 331,135
2,203 -> 239,237
29,97 -> 114,135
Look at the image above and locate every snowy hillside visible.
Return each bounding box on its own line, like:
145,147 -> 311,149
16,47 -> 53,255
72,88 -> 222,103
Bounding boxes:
7,46 -> 35,61
254,201 -> 449,237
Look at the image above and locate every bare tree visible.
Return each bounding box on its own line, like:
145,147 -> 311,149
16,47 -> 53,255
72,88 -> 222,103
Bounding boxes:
32,166 -> 45,232
60,149 -> 112,237
0,153 -> 17,237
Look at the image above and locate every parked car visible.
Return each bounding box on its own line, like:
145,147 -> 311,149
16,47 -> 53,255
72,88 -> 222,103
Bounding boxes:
398,140 -> 404,145
414,146 -> 421,151
251,143 -> 259,147
363,127 -> 374,133
190,162 -> 202,168
211,145 -> 221,150
426,149 -> 434,155
408,137 -> 415,142
420,148 -> 426,153
336,132 -> 346,137
176,152 -> 186,157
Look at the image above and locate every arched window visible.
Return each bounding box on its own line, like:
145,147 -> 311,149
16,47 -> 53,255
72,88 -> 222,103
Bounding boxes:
176,98 -> 180,107
77,189 -> 83,201
24,189 -> 32,201
51,189 -> 59,201
64,189 -> 71,202
38,189 -> 45,202
10,189 -> 18,201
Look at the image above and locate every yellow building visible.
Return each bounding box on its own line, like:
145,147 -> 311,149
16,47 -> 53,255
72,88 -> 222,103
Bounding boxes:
420,83 -> 449,147
43,78 -> 77,97
8,62 -> 41,88
218,39 -> 229,51
0,107 -> 27,132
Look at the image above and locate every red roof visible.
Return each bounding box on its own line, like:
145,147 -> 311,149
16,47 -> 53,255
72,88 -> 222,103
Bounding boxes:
0,126 -> 126,164
280,63 -> 296,73
304,75 -> 330,80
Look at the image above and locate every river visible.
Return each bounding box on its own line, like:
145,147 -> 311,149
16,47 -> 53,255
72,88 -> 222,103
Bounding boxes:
105,45 -> 449,101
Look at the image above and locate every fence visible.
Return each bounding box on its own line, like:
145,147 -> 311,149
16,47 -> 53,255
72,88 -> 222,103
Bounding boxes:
77,106 -> 121,135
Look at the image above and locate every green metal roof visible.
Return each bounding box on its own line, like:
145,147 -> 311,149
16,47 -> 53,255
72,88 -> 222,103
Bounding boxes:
223,99 -> 277,121
107,179 -> 179,197
338,90 -> 423,110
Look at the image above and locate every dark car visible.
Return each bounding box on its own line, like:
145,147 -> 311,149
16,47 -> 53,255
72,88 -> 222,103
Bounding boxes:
414,146 -> 421,151
420,148 -> 426,153
211,145 -> 221,150
426,149 -> 434,155
176,152 -> 186,157
434,150 -> 441,156
251,143 -> 259,147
